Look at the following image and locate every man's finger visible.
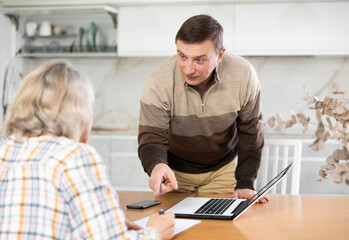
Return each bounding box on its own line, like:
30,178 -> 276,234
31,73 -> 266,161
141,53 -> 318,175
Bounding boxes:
154,181 -> 162,196
159,182 -> 175,195
150,175 -> 162,196
166,171 -> 178,189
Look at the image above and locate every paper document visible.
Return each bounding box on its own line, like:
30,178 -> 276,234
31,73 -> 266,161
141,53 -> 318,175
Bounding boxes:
134,216 -> 201,235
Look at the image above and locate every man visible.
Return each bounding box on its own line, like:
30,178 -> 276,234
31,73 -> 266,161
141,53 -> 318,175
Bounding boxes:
138,14 -> 267,203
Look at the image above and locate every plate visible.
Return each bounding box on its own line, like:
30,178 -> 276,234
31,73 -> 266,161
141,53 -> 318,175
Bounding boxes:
95,29 -> 107,51
87,22 -> 97,52
79,27 -> 85,52
82,31 -> 89,52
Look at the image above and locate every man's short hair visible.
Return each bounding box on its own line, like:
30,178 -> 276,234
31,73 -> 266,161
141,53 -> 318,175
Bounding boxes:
175,14 -> 224,53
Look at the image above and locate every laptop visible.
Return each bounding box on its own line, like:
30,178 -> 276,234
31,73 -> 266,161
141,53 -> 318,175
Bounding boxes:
166,162 -> 293,220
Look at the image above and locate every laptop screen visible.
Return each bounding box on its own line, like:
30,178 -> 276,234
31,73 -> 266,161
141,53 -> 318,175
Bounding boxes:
246,162 -> 293,205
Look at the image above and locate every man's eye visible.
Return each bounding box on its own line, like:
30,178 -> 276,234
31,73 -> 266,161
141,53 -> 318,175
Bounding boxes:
197,59 -> 204,63
181,55 -> 186,60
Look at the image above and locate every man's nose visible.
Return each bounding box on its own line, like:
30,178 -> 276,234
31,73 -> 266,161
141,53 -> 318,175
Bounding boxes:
184,61 -> 195,75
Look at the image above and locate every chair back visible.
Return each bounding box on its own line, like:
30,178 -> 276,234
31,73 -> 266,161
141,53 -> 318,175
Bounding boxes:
255,138 -> 302,195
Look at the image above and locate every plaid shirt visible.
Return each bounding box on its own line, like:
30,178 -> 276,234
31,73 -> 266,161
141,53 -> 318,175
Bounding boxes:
0,135 -> 158,240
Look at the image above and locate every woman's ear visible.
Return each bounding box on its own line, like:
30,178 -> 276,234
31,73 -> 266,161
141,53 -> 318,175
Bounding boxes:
79,118 -> 93,143
79,128 -> 90,143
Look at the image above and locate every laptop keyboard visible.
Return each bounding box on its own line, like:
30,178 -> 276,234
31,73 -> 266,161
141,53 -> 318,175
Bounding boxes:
195,198 -> 235,215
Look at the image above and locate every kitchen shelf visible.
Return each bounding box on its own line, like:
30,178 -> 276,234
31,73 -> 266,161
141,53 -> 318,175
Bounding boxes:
16,52 -> 118,59
24,34 -> 78,39
0,5 -> 117,14
0,2 -> 119,58
1,4 -> 118,29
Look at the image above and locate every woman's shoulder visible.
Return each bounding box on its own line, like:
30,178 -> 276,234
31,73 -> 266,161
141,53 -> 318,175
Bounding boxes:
36,136 -> 99,163
48,136 -> 103,170
56,136 -> 98,155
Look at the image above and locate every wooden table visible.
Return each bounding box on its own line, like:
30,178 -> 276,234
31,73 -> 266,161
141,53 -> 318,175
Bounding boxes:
118,191 -> 349,240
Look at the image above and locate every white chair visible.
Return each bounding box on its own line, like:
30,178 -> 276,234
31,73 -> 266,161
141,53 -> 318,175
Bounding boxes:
254,138 -> 302,195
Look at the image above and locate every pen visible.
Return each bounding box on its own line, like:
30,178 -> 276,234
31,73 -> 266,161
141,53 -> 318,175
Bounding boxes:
159,208 -> 165,215
162,179 -> 169,184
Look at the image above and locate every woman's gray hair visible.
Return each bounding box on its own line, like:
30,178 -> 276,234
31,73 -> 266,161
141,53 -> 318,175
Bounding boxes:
4,59 -> 94,142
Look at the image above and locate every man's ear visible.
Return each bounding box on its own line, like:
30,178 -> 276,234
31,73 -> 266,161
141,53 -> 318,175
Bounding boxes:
217,47 -> 225,63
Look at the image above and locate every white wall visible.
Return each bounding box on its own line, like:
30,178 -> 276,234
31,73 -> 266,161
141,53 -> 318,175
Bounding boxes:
18,54 -> 349,135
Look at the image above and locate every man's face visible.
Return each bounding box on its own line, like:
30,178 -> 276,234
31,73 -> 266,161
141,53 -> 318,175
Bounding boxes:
176,39 -> 225,88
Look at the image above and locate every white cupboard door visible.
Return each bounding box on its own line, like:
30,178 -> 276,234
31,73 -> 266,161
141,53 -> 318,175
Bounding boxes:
118,5 -> 235,56
235,2 -> 349,55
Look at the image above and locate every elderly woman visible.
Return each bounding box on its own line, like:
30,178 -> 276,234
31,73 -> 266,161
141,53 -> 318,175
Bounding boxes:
0,60 -> 174,240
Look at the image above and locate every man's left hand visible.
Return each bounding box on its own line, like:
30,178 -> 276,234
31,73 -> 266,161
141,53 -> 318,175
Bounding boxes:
232,188 -> 269,203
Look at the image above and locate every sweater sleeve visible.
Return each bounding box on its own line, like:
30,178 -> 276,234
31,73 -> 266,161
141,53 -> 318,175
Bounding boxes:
235,64 -> 264,190
138,74 -> 172,176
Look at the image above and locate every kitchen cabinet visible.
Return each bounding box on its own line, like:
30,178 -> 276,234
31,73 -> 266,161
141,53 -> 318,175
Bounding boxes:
117,4 -> 235,56
88,134 -> 151,191
117,1 -> 349,56
0,3 -> 118,58
235,2 -> 349,56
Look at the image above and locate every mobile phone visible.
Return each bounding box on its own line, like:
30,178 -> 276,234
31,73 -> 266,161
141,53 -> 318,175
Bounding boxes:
126,200 -> 161,209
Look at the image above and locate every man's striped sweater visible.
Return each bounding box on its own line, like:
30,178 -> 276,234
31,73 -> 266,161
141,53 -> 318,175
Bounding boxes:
138,53 -> 264,190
